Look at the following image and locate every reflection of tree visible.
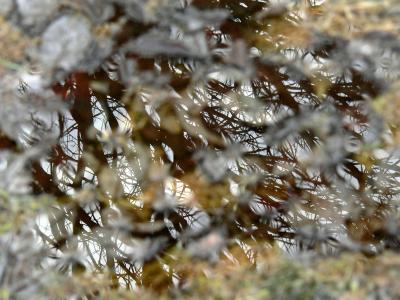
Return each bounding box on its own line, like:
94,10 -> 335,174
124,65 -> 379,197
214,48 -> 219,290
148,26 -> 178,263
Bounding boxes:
2,0 -> 400,293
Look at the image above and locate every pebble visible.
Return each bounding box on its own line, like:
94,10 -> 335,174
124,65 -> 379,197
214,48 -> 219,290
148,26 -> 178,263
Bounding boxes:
39,15 -> 92,72
17,0 -> 59,26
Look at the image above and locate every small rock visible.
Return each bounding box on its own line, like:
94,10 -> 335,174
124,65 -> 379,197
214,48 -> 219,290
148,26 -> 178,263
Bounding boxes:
0,0 -> 13,16
17,0 -> 60,26
39,15 -> 92,75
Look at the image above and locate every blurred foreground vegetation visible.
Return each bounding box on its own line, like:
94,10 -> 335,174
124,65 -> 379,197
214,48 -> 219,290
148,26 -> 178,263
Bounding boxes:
172,249 -> 400,300
34,247 -> 400,299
